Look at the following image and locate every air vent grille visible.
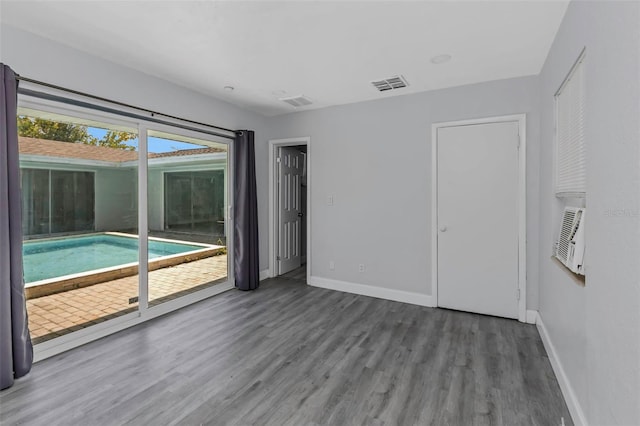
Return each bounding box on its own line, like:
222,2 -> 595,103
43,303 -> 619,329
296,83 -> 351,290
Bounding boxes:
371,75 -> 409,92
555,207 -> 586,275
557,208 -> 577,261
280,95 -> 313,107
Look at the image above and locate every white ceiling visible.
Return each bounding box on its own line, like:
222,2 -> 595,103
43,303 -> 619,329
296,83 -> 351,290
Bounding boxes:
1,1 -> 569,116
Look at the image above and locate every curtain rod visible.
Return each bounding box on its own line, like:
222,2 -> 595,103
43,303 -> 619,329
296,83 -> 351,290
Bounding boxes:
16,75 -> 237,138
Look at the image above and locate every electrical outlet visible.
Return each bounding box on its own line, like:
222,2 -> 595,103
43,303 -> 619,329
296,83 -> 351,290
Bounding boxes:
329,261 -> 335,270
327,195 -> 334,206
358,264 -> 365,273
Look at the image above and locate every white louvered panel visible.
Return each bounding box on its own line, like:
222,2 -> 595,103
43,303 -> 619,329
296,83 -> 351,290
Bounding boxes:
555,207 -> 586,274
556,208 -> 577,262
556,52 -> 586,196
371,75 -> 409,92
279,95 -> 313,107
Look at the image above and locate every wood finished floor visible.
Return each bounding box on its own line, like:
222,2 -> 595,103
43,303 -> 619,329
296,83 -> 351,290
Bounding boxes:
1,277 -> 572,426
280,264 -> 307,281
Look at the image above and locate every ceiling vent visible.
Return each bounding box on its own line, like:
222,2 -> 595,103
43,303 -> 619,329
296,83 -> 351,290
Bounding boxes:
371,75 -> 409,92
279,95 -> 313,107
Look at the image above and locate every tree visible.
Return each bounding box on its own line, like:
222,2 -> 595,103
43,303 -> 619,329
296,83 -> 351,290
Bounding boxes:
84,130 -> 137,151
18,116 -> 137,151
18,116 -> 91,143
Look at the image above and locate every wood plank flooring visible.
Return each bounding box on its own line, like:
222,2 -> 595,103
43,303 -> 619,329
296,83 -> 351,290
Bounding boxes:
280,264 -> 307,281
0,277 -> 572,425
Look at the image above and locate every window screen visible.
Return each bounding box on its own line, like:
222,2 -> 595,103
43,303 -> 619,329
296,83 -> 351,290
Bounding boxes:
555,51 -> 586,197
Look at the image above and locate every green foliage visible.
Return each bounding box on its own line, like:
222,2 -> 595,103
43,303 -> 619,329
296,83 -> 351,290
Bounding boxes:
18,116 -> 137,150
84,130 -> 137,151
18,116 -> 91,143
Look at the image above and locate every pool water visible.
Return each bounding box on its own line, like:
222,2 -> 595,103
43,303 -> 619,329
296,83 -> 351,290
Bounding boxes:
23,234 -> 205,283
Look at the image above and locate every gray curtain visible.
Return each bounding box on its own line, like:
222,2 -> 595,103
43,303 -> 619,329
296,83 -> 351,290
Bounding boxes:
1,63 -> 33,390
233,130 -> 259,291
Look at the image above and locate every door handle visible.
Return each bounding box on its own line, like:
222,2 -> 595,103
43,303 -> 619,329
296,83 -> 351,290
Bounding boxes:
439,226 -> 447,232
298,212 -> 304,217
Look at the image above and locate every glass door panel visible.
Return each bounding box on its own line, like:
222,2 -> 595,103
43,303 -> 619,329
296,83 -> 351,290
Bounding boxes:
50,170 -> 95,233
18,110 -> 140,344
147,130 -> 229,307
21,168 -> 50,235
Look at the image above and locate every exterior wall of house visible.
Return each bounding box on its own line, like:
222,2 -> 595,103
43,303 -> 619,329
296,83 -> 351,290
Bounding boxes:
18,160 -> 227,235
95,167 -> 137,232
19,159 -> 137,235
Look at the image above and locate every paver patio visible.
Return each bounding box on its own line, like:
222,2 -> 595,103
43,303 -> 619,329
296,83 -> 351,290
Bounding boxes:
27,254 -> 228,345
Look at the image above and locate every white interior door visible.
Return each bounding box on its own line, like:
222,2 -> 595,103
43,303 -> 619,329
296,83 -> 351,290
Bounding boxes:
278,147 -> 304,275
437,121 -> 520,319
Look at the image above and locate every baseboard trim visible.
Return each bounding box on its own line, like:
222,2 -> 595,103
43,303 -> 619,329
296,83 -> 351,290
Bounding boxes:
536,314 -> 588,426
308,276 -> 434,307
259,269 -> 270,281
526,309 -> 538,324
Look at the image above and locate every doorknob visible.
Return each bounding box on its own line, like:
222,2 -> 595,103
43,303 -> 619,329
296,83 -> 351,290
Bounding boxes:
298,212 -> 304,217
439,226 -> 447,232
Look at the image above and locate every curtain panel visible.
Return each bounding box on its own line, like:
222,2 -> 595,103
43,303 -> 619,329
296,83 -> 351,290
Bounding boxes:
233,130 -> 259,291
0,63 -> 33,390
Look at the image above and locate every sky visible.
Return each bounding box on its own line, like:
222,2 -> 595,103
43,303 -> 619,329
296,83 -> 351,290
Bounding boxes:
88,127 -> 203,153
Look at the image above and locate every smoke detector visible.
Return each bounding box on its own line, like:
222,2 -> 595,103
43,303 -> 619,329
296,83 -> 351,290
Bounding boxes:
371,75 -> 409,92
279,95 -> 313,107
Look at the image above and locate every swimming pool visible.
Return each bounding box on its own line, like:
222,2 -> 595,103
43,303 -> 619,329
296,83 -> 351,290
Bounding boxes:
23,233 -> 210,284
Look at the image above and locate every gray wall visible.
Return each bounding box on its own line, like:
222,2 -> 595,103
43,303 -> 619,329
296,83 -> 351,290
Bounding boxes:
538,1 -> 640,424
268,76 -> 541,307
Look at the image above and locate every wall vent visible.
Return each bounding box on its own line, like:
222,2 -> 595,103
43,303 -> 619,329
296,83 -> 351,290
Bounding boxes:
279,95 -> 313,107
371,75 -> 409,92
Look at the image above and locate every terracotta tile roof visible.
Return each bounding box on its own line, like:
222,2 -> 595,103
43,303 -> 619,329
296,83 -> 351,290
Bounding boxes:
149,147 -> 225,158
19,137 -> 138,162
18,137 -> 224,163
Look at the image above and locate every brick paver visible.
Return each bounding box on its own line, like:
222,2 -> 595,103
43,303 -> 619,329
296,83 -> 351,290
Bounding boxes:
27,255 -> 228,344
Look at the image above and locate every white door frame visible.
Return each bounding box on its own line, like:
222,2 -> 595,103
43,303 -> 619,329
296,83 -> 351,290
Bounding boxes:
268,137 -> 311,282
431,114 -> 527,322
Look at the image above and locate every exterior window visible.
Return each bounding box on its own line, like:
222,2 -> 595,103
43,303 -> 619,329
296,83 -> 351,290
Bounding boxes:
555,50 -> 586,197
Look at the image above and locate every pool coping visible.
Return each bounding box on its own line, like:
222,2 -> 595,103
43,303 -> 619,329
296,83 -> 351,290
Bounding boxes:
25,232 -> 225,299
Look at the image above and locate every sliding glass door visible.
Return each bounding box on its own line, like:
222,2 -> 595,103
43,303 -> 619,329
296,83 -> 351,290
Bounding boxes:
21,168 -> 50,236
18,109 -> 140,345
18,99 -> 234,350
51,170 -> 95,233
146,129 -> 230,308
165,170 -> 225,234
